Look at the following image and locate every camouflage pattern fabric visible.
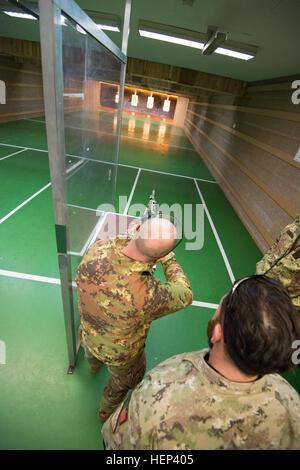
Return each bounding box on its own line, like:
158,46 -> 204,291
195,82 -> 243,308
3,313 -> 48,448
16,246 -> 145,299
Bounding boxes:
80,326 -> 146,418
256,215 -> 300,308
76,234 -> 193,367
102,349 -> 300,450
99,350 -> 146,418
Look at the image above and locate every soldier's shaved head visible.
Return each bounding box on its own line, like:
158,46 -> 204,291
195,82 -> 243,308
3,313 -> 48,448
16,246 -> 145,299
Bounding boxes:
134,217 -> 177,260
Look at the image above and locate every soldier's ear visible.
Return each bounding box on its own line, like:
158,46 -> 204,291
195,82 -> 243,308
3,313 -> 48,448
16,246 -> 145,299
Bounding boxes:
210,323 -> 223,344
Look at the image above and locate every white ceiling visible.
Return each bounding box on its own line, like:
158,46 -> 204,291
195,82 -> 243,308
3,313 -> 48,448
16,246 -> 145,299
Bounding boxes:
1,0 -> 300,82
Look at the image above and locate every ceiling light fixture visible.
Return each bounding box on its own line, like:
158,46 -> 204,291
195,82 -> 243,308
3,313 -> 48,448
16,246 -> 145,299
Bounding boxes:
84,10 -> 121,33
96,24 -> 120,32
202,27 -> 228,55
214,47 -> 254,61
139,30 -> 204,50
139,21 -> 258,61
3,10 -> 37,20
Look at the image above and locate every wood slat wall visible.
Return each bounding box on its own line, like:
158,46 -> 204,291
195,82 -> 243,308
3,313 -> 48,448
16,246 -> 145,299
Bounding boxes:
0,55 -> 45,123
0,55 -> 83,124
184,78 -> 300,253
126,57 -> 247,97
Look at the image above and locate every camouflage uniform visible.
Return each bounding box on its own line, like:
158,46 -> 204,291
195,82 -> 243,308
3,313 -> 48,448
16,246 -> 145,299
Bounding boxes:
102,349 -> 300,450
256,215 -> 300,309
76,234 -> 193,417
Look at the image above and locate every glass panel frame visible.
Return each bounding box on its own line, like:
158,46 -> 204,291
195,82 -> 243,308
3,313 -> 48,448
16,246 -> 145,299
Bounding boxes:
35,0 -> 127,372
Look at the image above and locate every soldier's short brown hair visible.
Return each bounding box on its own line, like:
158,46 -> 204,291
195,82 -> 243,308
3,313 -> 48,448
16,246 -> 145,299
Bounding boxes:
220,275 -> 300,376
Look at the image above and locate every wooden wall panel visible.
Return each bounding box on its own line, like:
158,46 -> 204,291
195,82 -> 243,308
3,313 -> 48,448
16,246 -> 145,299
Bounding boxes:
185,78 -> 300,253
0,53 -> 84,124
188,105 -> 300,170
189,117 -> 300,213
0,55 -> 45,123
185,125 -> 278,252
0,37 -> 41,62
126,57 -> 247,97
187,108 -> 300,169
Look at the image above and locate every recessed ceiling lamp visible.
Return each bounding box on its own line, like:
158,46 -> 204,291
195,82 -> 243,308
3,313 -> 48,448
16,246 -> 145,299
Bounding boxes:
96,24 -> 120,32
3,11 -> 37,20
163,97 -> 171,113
131,91 -> 138,107
85,10 -> 121,33
147,93 -> 154,109
139,30 -> 204,50
139,21 -> 257,61
214,47 -> 254,61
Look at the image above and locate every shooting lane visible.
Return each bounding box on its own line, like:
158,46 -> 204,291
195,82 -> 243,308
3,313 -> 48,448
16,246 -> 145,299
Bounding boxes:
0,0 -> 299,452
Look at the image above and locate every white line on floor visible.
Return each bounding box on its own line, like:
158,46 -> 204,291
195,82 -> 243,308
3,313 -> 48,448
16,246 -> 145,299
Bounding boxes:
192,300 -> 219,309
0,142 -> 216,184
0,269 -> 61,285
67,205 -> 140,221
0,142 -> 48,153
68,210 -> 140,256
0,148 -> 28,161
80,212 -> 108,255
119,162 -> 216,185
68,203 -> 97,212
0,182 -> 52,225
0,158 -> 87,225
65,152 -> 216,184
123,168 -> 141,215
194,179 -> 235,284
0,269 -> 217,307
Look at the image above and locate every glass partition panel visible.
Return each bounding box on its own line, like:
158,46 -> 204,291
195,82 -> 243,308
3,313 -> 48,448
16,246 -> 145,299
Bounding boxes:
61,13 -> 123,365
37,0 -> 126,371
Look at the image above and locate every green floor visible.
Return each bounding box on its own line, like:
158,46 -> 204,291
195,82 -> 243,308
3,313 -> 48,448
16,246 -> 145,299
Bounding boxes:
0,111 -> 299,450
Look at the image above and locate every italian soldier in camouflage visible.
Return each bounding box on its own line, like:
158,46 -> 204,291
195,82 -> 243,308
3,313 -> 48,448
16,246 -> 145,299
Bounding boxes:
76,216 -> 193,421
256,215 -> 300,309
102,276 -> 300,450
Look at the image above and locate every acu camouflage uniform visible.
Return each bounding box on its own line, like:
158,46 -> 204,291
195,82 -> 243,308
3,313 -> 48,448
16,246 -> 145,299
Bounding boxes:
102,349 -> 300,450
76,234 -> 193,417
256,215 -> 300,309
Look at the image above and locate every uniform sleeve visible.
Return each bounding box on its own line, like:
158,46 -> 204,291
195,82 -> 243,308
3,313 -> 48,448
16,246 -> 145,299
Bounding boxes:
255,223 -> 289,274
256,220 -> 298,275
147,252 -> 193,320
256,242 -> 277,274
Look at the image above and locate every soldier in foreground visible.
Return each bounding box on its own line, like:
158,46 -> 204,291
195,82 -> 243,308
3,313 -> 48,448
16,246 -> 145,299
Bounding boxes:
256,215 -> 300,311
76,216 -> 193,422
102,275 -> 300,450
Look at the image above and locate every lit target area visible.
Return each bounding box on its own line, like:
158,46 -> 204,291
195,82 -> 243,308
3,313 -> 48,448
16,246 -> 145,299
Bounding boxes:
99,82 -> 178,122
